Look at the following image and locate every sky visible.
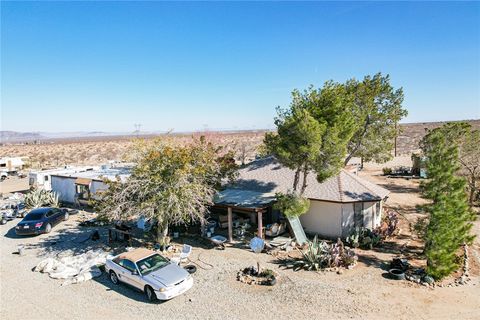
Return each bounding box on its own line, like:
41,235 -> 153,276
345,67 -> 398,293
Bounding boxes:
1,1 -> 479,133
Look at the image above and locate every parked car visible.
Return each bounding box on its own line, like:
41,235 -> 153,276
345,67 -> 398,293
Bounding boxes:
105,248 -> 193,301
0,202 -> 26,225
15,207 -> 69,236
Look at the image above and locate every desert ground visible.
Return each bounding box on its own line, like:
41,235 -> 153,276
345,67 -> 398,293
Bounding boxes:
1,159 -> 479,320
1,120 -> 479,170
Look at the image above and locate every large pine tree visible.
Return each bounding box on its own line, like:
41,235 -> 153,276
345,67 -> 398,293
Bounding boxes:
421,126 -> 476,279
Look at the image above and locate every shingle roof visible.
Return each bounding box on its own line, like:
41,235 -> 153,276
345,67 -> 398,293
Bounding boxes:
222,157 -> 389,203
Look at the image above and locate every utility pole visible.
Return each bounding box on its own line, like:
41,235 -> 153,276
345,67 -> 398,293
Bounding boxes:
134,123 -> 142,138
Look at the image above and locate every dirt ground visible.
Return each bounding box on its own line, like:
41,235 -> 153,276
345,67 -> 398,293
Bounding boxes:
1,164 -> 479,320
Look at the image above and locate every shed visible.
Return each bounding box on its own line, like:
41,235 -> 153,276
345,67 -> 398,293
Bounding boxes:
51,167 -> 131,205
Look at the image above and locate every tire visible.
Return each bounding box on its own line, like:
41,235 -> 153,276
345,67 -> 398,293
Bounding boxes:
109,271 -> 119,285
45,223 -> 52,233
184,265 -> 197,274
64,212 -> 69,221
144,286 -> 157,302
389,269 -> 406,280
1,219 -> 6,225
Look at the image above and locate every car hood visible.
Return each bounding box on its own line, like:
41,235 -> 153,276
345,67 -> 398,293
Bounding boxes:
144,262 -> 189,287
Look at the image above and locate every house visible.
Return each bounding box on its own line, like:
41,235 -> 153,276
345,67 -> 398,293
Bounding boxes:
29,166 -> 97,190
214,157 -> 389,240
51,165 -> 131,205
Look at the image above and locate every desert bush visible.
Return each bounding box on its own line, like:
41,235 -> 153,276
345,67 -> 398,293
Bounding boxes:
382,167 -> 393,175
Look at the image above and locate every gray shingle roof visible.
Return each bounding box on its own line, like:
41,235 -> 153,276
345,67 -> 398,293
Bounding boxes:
223,157 -> 389,203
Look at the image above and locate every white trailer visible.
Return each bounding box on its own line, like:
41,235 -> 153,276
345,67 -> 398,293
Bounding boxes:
29,166 -> 96,190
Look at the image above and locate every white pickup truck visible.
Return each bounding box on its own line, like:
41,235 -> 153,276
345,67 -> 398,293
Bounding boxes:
105,248 -> 193,301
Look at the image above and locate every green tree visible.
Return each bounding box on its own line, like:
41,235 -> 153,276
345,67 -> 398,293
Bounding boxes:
344,73 -> 407,166
96,137 -> 237,244
420,127 -> 476,279
264,83 -> 356,215
265,104 -> 325,194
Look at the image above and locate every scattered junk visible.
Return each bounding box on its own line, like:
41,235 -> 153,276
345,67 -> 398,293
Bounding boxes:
286,216 -> 308,245
249,237 -> 265,253
79,218 -> 106,227
0,199 -> 27,225
17,244 -> 26,256
208,235 -> 227,249
265,221 -> 287,237
108,222 -> 133,245
237,263 -> 277,286
34,249 -> 111,286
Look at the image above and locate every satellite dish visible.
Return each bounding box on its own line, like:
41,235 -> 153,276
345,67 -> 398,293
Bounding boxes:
249,237 -> 265,253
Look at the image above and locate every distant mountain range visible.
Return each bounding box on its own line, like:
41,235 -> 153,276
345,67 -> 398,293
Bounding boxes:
0,129 -> 265,143
0,130 -> 140,143
1,119 -> 478,144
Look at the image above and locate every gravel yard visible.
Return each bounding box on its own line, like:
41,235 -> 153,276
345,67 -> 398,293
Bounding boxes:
1,172 -> 480,320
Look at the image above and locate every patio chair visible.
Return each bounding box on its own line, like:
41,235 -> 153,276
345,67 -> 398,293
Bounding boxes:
174,244 -> 192,265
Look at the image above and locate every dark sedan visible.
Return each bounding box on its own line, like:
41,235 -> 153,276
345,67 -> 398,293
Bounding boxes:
15,207 -> 69,236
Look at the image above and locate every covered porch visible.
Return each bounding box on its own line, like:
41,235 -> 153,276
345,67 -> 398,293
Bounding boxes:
212,189 -> 277,242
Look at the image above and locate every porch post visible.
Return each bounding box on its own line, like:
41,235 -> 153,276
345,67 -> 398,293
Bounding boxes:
257,210 -> 263,239
227,207 -> 233,242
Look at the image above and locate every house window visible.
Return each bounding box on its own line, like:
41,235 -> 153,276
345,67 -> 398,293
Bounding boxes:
354,202 -> 363,228
44,176 -> 49,181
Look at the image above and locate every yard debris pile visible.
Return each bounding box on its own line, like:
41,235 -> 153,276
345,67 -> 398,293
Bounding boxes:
34,249 -> 112,286
237,263 -> 277,286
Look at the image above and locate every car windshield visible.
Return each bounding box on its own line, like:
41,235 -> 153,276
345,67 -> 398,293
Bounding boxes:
23,212 -> 45,221
136,254 -> 170,275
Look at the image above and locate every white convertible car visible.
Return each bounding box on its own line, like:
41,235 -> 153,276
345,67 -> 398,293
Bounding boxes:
105,248 -> 193,301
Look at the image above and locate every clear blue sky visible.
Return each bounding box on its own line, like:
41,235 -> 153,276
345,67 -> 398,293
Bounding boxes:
1,1 -> 479,133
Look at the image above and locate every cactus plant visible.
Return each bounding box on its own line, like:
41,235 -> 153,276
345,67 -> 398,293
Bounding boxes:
25,188 -> 59,209
293,236 -> 357,271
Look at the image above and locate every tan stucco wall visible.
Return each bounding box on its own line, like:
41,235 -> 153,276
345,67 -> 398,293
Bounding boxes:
299,200 -> 384,238
299,200 -> 343,238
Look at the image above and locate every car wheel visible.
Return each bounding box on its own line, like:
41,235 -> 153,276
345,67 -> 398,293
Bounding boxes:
109,271 -> 119,285
64,212 -> 69,221
144,286 -> 157,302
0,218 -> 6,225
45,223 -> 52,233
